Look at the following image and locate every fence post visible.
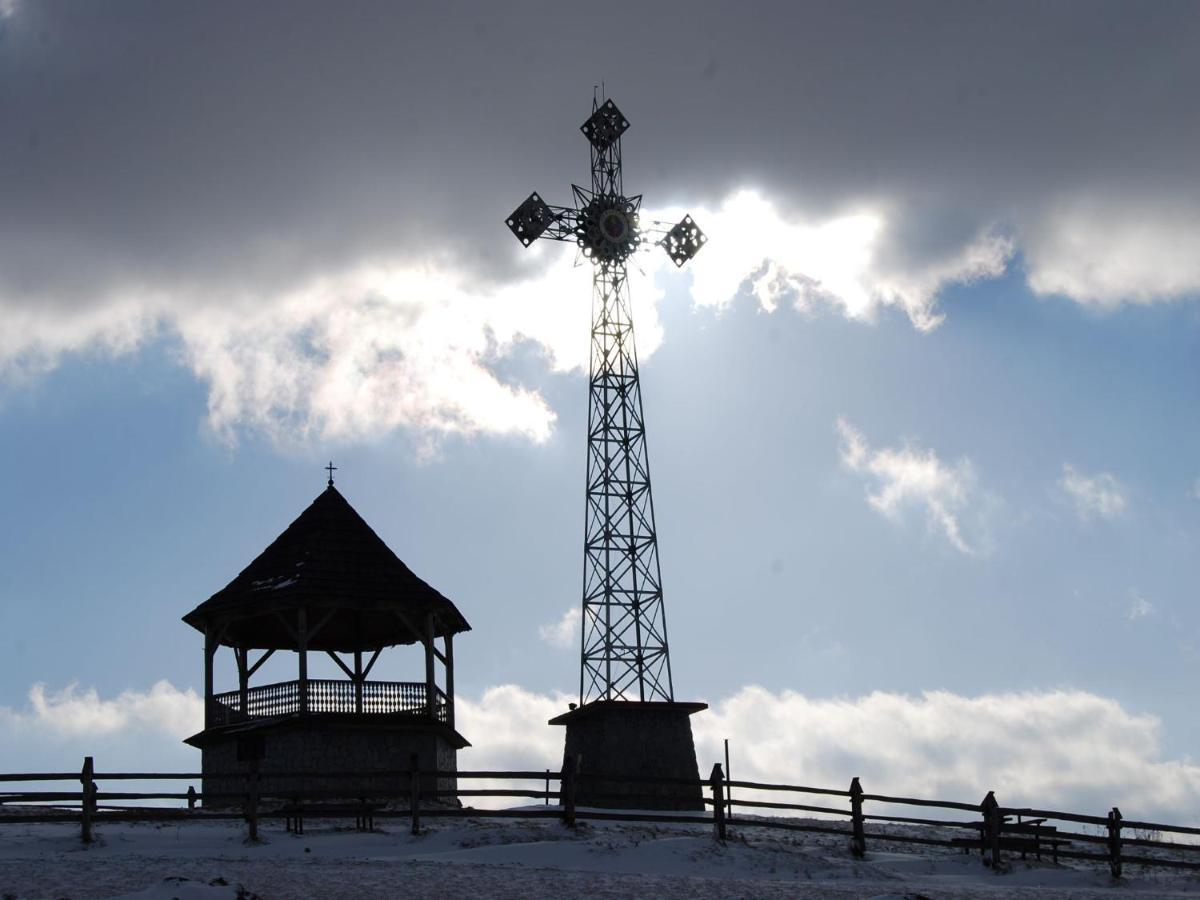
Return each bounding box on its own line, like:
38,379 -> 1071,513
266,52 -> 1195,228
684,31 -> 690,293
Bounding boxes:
850,777 -> 866,859
561,754 -> 577,828
80,756 -> 95,844
409,753 -> 421,836
187,785 -> 197,811
981,791 -> 1001,869
1107,806 -> 1123,879
545,768 -> 550,806
245,759 -> 260,842
709,763 -> 727,842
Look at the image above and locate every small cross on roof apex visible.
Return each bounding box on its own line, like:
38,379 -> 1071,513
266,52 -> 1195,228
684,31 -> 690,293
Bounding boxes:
325,460 -> 338,487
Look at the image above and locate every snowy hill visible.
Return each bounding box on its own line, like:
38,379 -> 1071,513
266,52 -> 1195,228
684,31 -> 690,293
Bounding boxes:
3,810 -> 1200,899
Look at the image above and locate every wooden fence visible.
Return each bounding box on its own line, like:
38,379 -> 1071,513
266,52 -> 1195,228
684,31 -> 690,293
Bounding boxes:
3,757 -> 1199,878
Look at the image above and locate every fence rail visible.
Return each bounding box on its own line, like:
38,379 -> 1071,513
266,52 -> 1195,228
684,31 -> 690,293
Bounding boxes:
3,757 -> 1199,877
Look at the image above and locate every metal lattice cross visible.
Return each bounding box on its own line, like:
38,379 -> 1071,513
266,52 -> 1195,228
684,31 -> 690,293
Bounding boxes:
505,95 -> 706,705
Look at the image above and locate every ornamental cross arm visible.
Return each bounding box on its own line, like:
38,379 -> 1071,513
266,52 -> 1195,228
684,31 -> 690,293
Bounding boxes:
503,97 -> 707,269
505,191 -> 707,269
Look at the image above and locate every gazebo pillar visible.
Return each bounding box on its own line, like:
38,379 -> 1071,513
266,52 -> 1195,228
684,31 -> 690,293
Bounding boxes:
203,627 -> 215,728
297,607 -> 308,715
354,650 -> 364,714
424,612 -> 436,720
236,648 -> 249,715
445,633 -> 455,730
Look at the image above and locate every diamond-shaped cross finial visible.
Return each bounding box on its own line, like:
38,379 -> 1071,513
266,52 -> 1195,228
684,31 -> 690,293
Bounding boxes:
662,215 -> 707,267
581,99 -> 629,152
506,192 -> 554,246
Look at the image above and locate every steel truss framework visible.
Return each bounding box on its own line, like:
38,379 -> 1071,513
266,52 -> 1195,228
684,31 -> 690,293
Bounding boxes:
507,96 -> 706,704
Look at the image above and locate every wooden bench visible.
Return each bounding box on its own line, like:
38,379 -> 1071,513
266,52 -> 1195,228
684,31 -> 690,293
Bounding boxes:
950,818 -> 1071,863
278,801 -> 381,835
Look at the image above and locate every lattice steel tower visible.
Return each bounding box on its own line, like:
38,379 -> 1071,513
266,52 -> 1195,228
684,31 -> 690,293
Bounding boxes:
506,96 -> 706,706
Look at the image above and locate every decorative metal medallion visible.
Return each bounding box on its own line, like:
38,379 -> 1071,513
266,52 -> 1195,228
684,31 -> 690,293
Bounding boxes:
576,193 -> 641,265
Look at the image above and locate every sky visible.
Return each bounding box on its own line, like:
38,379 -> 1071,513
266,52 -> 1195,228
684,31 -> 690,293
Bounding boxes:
2,0 -> 1200,821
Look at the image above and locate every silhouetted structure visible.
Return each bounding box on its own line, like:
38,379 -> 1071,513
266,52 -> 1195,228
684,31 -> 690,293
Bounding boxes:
182,481 -> 470,805
507,94 -> 707,809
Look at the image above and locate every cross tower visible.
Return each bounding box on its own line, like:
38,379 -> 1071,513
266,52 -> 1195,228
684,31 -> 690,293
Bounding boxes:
507,95 -> 708,809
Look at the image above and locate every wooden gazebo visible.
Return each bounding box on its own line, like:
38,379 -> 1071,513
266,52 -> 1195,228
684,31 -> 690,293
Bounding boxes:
182,483 -> 470,803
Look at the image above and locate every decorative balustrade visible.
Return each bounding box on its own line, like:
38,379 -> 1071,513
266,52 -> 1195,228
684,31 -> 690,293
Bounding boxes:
209,679 -> 448,726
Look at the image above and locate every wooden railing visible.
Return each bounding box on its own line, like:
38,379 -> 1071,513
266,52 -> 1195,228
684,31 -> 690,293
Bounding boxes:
5,758 -> 1200,878
209,679 -> 447,725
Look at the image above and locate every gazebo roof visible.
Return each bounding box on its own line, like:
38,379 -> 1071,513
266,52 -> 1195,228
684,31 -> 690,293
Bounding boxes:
182,485 -> 470,651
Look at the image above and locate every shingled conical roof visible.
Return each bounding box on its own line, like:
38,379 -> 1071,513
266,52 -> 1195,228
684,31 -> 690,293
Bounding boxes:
182,486 -> 470,651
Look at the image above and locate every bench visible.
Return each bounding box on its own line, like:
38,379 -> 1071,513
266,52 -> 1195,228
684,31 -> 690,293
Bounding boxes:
950,818 -> 1071,863
278,801 -> 381,835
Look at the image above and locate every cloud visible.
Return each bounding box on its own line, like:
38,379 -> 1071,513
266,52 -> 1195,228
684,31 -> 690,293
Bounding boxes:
1024,198 -> 1200,306
836,418 -> 984,554
1127,593 -> 1154,621
0,680 -> 203,772
672,190 -> 1011,331
453,683 -> 1200,824
537,607 -> 580,650
2,4 -> 1200,447
8,680 -> 1200,824
9,681 -> 203,738
0,190 -> 1003,449
456,684 -> 571,773
1059,464 -> 1127,522
695,686 -> 1200,823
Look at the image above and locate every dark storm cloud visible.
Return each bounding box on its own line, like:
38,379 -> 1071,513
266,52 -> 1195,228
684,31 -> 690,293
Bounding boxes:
2,0 -> 1198,306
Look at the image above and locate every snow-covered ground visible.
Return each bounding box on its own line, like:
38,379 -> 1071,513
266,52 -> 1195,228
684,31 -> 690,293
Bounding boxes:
2,808 -> 1200,899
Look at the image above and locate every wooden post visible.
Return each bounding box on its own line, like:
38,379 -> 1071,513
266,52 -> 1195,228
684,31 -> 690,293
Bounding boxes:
354,649 -> 363,715
187,785 -> 197,811
545,768 -> 551,806
204,629 -> 215,727
444,633 -> 455,730
424,613 -> 436,721
236,647 -> 249,716
80,756 -> 95,844
1108,806 -> 1123,879
245,759 -> 260,842
409,753 -> 421,836
297,608 -> 308,715
724,738 -> 733,819
850,777 -> 866,858
709,763 -> 727,842
981,791 -> 1001,869
562,754 -> 578,828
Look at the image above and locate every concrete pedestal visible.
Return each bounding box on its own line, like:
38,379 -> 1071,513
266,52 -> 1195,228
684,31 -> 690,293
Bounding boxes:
549,700 -> 708,811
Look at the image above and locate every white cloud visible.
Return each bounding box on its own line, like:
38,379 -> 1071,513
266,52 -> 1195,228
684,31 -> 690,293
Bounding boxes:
666,190 -> 1011,331
0,681 -> 202,750
455,684 -> 1200,824
1127,593 -> 1154,622
694,686 -> 1200,823
537,607 -> 580,650
1059,464 -> 1127,522
1024,199 -> 1200,307
8,680 -> 1200,824
0,189 -> 1009,450
456,684 -> 571,773
836,417 -> 983,554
